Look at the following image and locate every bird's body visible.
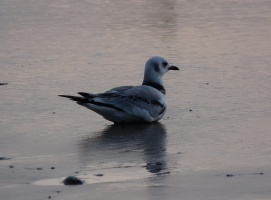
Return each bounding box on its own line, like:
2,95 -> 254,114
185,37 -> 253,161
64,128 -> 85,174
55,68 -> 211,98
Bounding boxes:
59,56 -> 179,124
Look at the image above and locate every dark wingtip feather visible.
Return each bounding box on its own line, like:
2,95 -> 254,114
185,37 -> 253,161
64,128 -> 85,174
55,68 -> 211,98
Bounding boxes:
58,95 -> 89,103
78,92 -> 95,98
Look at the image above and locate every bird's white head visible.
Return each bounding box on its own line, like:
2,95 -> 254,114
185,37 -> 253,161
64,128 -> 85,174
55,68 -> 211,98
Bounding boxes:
143,56 -> 179,85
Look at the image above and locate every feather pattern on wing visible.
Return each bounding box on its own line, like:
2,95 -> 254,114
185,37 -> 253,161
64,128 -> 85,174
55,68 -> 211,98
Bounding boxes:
85,85 -> 166,119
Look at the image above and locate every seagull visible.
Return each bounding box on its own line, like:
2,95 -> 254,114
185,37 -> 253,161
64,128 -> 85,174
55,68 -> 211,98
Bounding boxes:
59,56 -> 179,124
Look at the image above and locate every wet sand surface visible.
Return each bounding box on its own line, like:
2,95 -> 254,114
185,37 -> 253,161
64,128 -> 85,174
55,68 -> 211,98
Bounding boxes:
1,0 -> 271,199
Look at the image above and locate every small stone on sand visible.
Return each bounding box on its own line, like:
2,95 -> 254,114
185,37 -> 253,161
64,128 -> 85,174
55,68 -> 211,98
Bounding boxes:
63,176 -> 84,185
0,157 -> 11,160
226,174 -> 234,177
95,173 -> 104,177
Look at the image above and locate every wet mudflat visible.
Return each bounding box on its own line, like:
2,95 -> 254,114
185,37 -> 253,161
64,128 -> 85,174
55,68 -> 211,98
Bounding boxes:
1,0 -> 271,199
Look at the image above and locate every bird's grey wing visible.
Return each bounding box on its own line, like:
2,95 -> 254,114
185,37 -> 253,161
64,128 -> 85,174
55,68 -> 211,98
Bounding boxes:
76,86 -> 132,99
106,85 -> 133,93
91,86 -> 166,118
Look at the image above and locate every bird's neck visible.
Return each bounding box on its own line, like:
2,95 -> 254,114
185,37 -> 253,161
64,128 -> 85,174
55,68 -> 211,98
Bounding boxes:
142,76 -> 165,94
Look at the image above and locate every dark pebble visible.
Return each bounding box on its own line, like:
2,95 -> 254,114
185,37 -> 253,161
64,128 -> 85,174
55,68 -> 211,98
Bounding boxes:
189,109 -> 193,112
226,174 -> 234,177
259,172 -> 264,175
48,196 -> 51,199
0,157 -> 11,160
51,167 -> 55,170
63,176 -> 84,185
0,83 -> 8,86
9,165 -> 14,168
36,167 -> 43,170
95,174 -> 104,177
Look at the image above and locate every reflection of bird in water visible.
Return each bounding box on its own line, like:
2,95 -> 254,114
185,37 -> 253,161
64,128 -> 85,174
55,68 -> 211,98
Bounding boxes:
78,123 -> 168,174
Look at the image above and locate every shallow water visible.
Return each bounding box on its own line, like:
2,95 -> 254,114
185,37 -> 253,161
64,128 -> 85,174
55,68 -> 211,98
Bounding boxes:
1,0 -> 271,199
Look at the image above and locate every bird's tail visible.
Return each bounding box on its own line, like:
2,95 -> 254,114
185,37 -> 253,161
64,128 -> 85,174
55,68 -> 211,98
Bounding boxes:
58,94 -> 89,103
77,92 -> 96,98
58,92 -> 96,103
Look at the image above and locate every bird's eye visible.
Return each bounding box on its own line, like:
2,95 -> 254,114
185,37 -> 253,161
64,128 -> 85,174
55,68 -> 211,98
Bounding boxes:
162,62 -> 168,67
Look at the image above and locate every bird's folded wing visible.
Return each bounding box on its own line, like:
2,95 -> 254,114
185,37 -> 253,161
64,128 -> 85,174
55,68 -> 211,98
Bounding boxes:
90,85 -> 166,118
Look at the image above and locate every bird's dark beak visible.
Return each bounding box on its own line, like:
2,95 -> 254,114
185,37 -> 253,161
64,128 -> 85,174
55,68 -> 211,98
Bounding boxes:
168,65 -> 179,70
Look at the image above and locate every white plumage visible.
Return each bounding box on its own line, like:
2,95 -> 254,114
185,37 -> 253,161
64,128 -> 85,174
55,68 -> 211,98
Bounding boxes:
59,56 -> 179,124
